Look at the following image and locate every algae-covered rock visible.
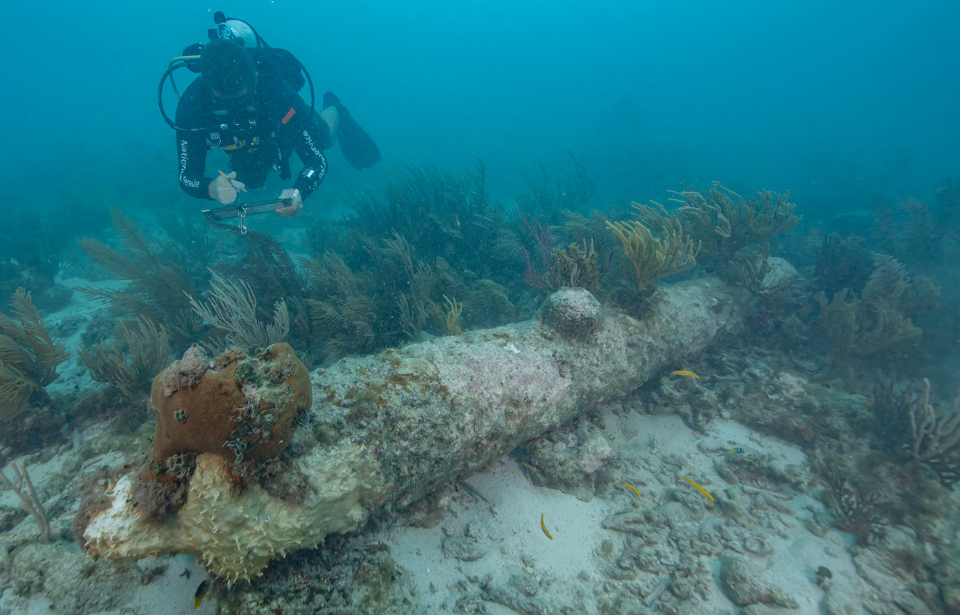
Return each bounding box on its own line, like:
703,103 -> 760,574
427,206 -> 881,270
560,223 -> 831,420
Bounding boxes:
644,373 -> 719,432
538,286 -> 602,339
484,573 -> 551,612
527,418 -> 614,501
441,534 -> 488,562
601,511 -> 648,537
761,257 -> 800,291
11,543 -> 143,614
719,556 -> 799,608
823,584 -> 861,615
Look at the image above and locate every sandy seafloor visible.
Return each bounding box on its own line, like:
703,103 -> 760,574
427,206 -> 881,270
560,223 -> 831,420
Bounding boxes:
0,273 -> 916,615
380,414 -> 859,615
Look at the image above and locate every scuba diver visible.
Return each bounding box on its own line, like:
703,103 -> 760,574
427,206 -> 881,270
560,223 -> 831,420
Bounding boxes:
162,14 -> 380,217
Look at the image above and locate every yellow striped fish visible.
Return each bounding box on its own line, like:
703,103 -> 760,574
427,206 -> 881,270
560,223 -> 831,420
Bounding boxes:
684,476 -> 714,501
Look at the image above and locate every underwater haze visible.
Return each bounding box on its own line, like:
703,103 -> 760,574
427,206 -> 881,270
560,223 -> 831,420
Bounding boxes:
2,0 -> 959,208
1,1 -> 960,614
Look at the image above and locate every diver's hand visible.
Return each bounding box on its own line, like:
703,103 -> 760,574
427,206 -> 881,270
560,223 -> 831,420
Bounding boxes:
208,171 -> 245,204
276,188 -> 303,217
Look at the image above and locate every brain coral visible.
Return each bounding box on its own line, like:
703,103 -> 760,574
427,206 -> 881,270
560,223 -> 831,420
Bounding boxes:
145,343 -> 311,482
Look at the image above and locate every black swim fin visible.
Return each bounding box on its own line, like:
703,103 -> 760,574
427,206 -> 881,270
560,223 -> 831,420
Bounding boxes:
323,91 -> 381,171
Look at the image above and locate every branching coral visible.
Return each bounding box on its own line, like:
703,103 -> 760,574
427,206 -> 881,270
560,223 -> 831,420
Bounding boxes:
429,295 -> 464,336
871,186 -> 960,268
819,464 -> 889,543
817,288 -> 921,358
0,461 -> 49,542
555,236 -> 610,295
519,212 -> 561,292
669,182 -> 800,269
860,254 -> 941,319
202,225 -> 310,351
213,225 -> 303,307
304,164 -> 537,352
397,293 -> 428,341
0,288 -> 68,421
162,216 -> 213,281
813,234 -> 873,298
721,245 -> 807,342
78,208 -> 203,348
872,373 -> 920,454
723,244 -> 774,294
909,379 -> 960,488
861,254 -> 912,310
188,271 -> 290,352
78,317 -> 171,400
870,375 -> 960,488
304,241 -> 436,355
344,162 -> 518,283
605,202 -> 699,293
304,252 -> 376,354
304,231 -> 518,355
815,253 -> 936,359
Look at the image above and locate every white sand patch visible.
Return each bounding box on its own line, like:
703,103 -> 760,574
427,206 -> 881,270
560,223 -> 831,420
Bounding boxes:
43,276 -> 123,399
381,410 -> 867,613
469,460 -> 607,575
385,457 -> 611,612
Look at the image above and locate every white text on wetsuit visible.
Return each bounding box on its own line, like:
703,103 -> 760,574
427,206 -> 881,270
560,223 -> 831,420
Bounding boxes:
303,130 -> 322,159
179,140 -> 200,189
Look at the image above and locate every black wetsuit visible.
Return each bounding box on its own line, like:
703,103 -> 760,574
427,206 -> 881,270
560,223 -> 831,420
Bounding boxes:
175,74 -> 328,201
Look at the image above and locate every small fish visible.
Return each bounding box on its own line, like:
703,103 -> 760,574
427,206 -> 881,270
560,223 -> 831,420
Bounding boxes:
726,447 -> 744,455
672,370 -> 700,379
620,483 -> 642,499
520,461 -> 537,470
194,579 -> 209,610
684,476 -> 714,502
540,514 -> 553,540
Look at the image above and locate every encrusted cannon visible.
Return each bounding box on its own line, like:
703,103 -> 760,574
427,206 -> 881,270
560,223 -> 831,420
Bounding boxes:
82,279 -> 745,582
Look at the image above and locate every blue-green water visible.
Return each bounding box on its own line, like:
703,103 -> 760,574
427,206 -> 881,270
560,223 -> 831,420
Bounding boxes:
3,1 -> 959,210
0,2 -> 958,614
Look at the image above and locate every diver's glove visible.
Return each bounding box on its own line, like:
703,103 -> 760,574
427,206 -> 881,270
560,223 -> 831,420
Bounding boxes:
276,188 -> 302,217
208,171 -> 245,204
